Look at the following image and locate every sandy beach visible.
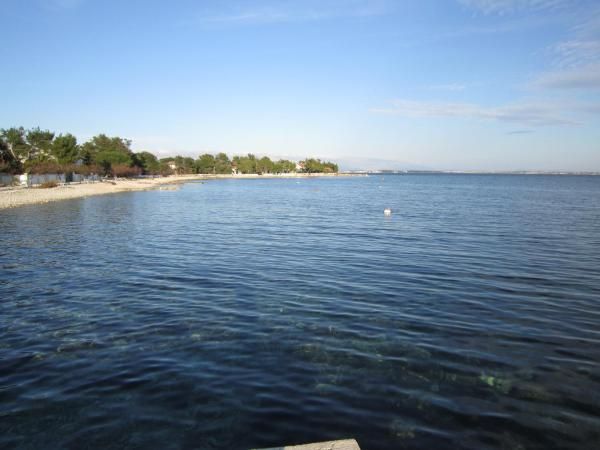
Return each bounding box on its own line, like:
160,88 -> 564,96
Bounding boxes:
0,173 -> 350,210
0,176 -> 192,210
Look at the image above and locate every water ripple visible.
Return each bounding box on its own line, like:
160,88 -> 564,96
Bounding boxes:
1,175 -> 599,449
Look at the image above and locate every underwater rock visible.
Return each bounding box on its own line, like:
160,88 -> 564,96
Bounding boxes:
390,418 -> 416,439
480,374 -> 512,394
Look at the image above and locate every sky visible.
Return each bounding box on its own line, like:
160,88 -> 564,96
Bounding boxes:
2,0 -> 600,171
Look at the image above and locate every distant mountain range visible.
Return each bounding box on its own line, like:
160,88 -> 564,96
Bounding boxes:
335,157 -> 432,172
233,154 -> 599,175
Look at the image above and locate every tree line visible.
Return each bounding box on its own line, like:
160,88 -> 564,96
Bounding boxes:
0,127 -> 338,176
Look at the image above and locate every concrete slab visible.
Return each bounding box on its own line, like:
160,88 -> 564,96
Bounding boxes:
254,438 -> 361,450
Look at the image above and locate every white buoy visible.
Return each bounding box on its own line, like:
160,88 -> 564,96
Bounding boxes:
384,208 -> 392,216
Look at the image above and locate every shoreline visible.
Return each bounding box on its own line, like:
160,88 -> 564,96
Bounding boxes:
0,173 -> 358,210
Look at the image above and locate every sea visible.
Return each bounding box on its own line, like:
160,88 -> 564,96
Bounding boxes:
1,174 -> 599,450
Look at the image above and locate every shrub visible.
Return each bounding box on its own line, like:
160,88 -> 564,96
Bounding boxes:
112,164 -> 141,178
0,162 -> 22,174
72,164 -> 100,176
39,180 -> 59,189
111,164 -> 142,178
26,162 -> 64,175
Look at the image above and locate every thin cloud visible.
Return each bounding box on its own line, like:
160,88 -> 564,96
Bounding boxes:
572,4 -> 600,37
553,40 -> 600,68
193,0 -> 392,27
46,0 -> 85,9
507,129 -> 534,134
370,99 -> 581,126
428,83 -> 467,91
534,63 -> 600,89
426,13 -> 568,43
549,5 -> 600,68
573,103 -> 600,114
460,2 -> 600,92
200,10 -> 290,25
458,0 -> 572,15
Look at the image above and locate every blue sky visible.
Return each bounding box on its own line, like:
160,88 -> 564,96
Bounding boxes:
2,0 -> 600,171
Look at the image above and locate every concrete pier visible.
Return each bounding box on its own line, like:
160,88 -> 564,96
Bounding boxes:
255,439 -> 361,450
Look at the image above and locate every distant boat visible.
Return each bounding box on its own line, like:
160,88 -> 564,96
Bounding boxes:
384,208 -> 392,216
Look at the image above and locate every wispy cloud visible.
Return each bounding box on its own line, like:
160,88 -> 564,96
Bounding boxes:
553,40 -> 600,68
572,5 -> 600,41
193,0 -> 392,26
533,63 -> 600,89
199,10 -> 289,26
531,3 -> 600,89
427,83 -> 467,91
424,12 -> 568,44
507,129 -> 534,134
45,0 -> 85,9
370,99 -> 583,126
458,0 -> 572,15
548,5 -> 600,67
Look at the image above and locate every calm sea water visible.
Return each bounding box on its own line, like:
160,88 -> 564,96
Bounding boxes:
1,174 -> 599,450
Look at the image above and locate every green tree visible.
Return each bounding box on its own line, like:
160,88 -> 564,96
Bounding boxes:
0,127 -> 29,163
78,134 -> 139,176
301,158 -> 319,173
1,126 -> 338,178
25,128 -> 55,163
0,137 -> 22,173
158,158 -> 174,174
214,152 -> 232,174
323,161 -> 338,173
196,153 -> 216,174
272,159 -> 295,174
95,150 -> 132,166
300,158 -> 338,173
80,134 -> 134,166
257,156 -> 274,174
99,160 -> 112,176
234,154 -> 258,174
52,134 -> 79,164
173,155 -> 195,174
79,147 -> 94,166
135,151 -> 161,174
279,159 -> 297,173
